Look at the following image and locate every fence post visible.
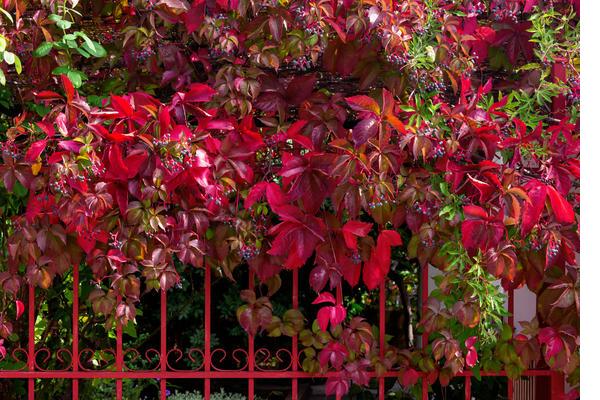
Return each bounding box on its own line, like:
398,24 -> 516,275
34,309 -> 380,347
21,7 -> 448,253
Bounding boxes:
116,293 -> 123,400
421,265 -> 429,400
204,265 -> 211,400
28,284 -> 35,400
160,289 -> 167,400
291,269 -> 299,400
550,371 -> 564,400
72,266 -> 79,399
248,270 -> 255,400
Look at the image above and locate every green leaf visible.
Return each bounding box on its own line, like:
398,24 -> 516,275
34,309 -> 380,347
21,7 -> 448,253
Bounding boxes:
0,69 -> 5,86
13,55 -> 21,74
123,321 -> 137,338
76,47 -> 91,58
52,65 -> 70,75
48,13 -> 63,22
65,39 -> 78,49
56,19 -> 73,30
81,40 -> 107,58
33,42 -> 53,57
472,364 -> 482,380
74,31 -> 94,48
0,35 -> 7,52
3,50 -> 15,65
0,7 -> 13,23
66,70 -> 83,88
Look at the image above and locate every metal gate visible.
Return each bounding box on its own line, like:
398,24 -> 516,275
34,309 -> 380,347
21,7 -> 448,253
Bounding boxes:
0,265 -> 564,400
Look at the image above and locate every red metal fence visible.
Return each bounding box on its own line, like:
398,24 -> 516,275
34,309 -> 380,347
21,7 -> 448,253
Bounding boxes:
0,263 -> 564,400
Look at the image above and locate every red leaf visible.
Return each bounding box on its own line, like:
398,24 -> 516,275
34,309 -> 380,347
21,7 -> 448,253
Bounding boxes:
110,95 -> 134,118
521,181 -> 547,236
461,207 -> 504,256
401,368 -> 420,387
184,83 -> 216,103
325,376 -> 350,397
467,175 -> 495,203
77,232 -> 96,254
330,305 -> 347,328
309,265 -> 328,292
25,140 -> 48,163
58,140 -> 83,153
312,292 -> 336,305
340,261 -> 361,287
363,230 -> 402,290
319,342 -> 348,370
546,186 -> 575,225
342,220 -> 372,250
351,116 -> 378,146
465,336 -> 478,367
60,74 -> 75,103
183,5 -> 204,33
345,95 -> 380,114
15,300 -> 24,320
316,307 -> 331,332
286,75 -> 317,106
267,206 -> 325,269
36,90 -> 62,100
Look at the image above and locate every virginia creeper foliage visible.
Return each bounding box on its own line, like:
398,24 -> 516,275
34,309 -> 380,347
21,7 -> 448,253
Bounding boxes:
0,0 -> 579,396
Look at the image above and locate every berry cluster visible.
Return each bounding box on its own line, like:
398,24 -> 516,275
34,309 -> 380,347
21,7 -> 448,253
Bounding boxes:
163,157 -> 185,174
547,242 -> 561,257
368,199 -> 390,209
467,1 -> 487,17
386,53 -> 409,67
289,55 -> 314,72
425,81 -> 447,92
567,77 -> 580,104
134,47 -> 155,62
152,137 -> 171,148
305,24 -> 324,36
490,1 -> 521,22
412,201 -> 435,217
1,142 -> 19,159
239,244 -> 260,261
432,142 -> 446,158
109,232 -> 124,249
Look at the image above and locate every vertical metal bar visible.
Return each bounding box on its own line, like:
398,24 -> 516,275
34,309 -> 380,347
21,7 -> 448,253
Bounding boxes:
550,372 -> 564,400
421,264 -> 429,400
28,284 -> 34,400
507,288 -> 514,400
248,270 -> 255,400
291,269 -> 299,400
465,376 -> 471,400
378,282 -> 385,400
116,294 -> 123,400
204,265 -> 211,400
72,266 -> 79,399
160,289 -> 167,400
508,288 -> 514,329
421,265 -> 429,347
